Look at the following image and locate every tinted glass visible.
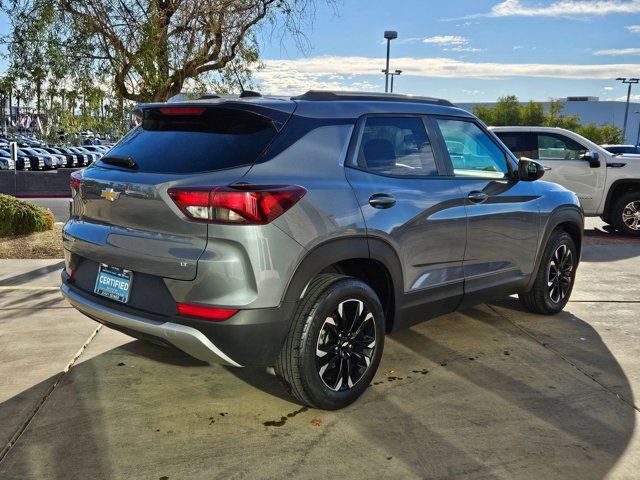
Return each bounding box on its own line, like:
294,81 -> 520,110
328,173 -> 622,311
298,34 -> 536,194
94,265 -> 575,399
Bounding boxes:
436,119 -> 509,178
494,132 -> 538,160
102,107 -> 278,173
537,133 -> 586,160
353,117 -> 438,177
608,146 -> 640,154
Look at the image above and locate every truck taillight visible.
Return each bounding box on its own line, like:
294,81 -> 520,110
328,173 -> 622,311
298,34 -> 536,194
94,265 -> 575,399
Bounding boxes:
70,170 -> 83,194
167,185 -> 306,224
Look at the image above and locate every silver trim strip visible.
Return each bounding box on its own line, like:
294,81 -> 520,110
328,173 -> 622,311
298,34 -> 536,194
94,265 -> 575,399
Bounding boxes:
60,284 -> 242,367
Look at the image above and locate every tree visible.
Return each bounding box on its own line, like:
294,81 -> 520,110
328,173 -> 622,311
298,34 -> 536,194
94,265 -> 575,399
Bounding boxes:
473,104 -> 495,125
521,101 -> 544,126
2,0 -> 329,103
596,124 -> 625,144
492,95 -> 521,126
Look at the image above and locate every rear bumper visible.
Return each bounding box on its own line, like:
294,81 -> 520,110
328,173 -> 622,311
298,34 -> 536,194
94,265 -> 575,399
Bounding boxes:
61,277 -> 297,367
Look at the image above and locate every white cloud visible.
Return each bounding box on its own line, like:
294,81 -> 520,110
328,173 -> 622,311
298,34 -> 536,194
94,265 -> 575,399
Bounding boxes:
423,35 -> 469,45
422,35 -> 483,53
462,89 -> 483,95
616,94 -> 640,101
378,37 -> 422,46
458,0 -> 640,19
254,55 -> 640,94
603,86 -> 614,91
626,25 -> 640,33
594,48 -> 640,56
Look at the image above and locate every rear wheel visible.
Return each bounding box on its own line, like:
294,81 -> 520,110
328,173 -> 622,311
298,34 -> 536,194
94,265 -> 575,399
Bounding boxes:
612,191 -> 640,237
275,274 -> 385,410
519,230 -> 577,315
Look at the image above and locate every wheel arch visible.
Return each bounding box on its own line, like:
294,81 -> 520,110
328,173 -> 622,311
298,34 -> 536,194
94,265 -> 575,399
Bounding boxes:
283,236 -> 403,332
525,206 -> 584,292
603,179 -> 640,220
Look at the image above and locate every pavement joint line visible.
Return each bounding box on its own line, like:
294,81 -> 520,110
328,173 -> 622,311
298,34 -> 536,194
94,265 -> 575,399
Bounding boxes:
0,286 -> 60,290
0,324 -> 103,465
487,304 -> 640,414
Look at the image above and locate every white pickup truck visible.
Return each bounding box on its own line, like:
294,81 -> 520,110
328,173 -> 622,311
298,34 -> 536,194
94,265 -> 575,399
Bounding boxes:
492,126 -> 640,236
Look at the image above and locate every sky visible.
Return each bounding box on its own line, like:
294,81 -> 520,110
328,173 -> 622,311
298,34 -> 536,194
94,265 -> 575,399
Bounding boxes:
253,0 -> 640,102
0,0 -> 638,103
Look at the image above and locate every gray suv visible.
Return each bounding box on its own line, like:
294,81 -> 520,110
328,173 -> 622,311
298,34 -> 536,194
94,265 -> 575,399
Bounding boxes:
61,91 -> 583,409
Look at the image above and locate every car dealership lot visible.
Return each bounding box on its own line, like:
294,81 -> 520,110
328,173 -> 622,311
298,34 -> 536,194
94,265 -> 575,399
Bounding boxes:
0,219 -> 639,480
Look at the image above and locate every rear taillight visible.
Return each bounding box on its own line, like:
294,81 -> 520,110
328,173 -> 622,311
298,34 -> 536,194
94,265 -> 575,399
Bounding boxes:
70,170 -> 83,194
176,303 -> 238,321
167,185 -> 306,224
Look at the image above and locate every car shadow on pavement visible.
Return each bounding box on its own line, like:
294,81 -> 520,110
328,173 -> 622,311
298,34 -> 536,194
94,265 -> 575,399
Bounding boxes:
0,303 -> 635,480
0,261 -> 65,286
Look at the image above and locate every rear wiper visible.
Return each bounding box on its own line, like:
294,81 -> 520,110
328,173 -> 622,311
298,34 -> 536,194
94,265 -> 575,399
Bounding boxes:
101,155 -> 138,170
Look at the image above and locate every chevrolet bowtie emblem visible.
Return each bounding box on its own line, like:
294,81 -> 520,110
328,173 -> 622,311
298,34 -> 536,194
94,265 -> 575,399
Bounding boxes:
100,188 -> 120,202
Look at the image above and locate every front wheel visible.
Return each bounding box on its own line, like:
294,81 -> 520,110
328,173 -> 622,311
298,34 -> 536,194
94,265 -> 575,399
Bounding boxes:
519,230 -> 577,315
612,191 -> 640,237
275,274 -> 385,410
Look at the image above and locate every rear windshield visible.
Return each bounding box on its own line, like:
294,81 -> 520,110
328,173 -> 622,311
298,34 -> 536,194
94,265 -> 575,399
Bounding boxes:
100,107 -> 278,173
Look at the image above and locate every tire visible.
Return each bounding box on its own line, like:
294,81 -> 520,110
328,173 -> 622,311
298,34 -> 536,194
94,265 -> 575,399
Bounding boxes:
275,273 -> 385,410
519,230 -> 577,315
611,191 -> 640,237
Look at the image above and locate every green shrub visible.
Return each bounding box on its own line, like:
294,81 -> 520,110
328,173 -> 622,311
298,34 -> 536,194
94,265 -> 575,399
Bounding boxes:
0,194 -> 55,237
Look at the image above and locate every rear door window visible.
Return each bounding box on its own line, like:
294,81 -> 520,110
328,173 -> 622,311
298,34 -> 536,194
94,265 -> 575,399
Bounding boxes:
495,132 -> 538,160
351,116 -> 440,177
101,107 -> 279,173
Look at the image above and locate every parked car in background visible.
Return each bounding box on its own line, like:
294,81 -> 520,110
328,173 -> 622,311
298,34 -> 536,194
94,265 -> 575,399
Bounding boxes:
67,146 -> 95,165
601,144 -> 640,156
493,126 -> 640,236
0,151 -> 15,170
42,147 -> 77,167
61,91 -> 583,409
9,147 -> 45,170
55,146 -> 87,166
32,147 -> 68,168
76,146 -> 103,162
20,147 -> 58,169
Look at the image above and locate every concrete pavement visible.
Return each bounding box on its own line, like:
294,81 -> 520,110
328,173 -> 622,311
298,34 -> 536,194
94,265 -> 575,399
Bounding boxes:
0,221 -> 638,479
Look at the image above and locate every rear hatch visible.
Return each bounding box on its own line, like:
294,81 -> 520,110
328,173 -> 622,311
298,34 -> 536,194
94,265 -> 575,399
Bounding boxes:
65,99 -> 295,281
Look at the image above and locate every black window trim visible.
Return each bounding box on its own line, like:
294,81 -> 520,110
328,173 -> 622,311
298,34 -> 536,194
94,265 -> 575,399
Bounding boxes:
429,115 -> 518,180
344,113 -> 448,180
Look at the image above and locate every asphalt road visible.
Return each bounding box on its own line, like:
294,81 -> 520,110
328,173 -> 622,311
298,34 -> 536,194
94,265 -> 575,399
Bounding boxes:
0,222 -> 639,479
28,198 -> 69,222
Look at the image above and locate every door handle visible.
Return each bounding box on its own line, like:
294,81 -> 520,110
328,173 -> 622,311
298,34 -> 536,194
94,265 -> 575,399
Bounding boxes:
467,191 -> 489,204
368,193 -> 396,209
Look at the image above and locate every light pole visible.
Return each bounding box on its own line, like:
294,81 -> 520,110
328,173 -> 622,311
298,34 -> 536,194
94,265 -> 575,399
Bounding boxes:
389,70 -> 402,93
383,30 -> 397,93
617,77 -> 639,141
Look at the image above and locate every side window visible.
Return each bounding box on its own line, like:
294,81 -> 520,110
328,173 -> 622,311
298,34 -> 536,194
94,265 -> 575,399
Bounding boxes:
435,119 -> 509,179
537,133 -> 587,160
353,117 -> 439,177
495,132 -> 538,160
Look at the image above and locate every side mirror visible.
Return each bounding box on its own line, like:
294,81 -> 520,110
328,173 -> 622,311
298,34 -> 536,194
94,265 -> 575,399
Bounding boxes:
580,151 -> 601,168
518,158 -> 545,182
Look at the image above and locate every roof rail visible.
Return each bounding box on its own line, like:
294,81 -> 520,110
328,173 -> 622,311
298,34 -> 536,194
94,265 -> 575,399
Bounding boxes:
291,90 -> 454,107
